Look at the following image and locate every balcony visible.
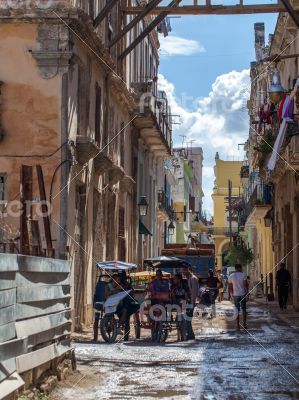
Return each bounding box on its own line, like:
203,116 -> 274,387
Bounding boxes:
246,183 -> 271,226
76,136 -> 127,186
157,190 -> 173,221
131,83 -> 172,156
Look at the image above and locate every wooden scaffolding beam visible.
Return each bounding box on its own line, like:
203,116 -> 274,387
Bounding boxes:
109,0 -> 163,48
121,3 -> 295,16
119,0 -> 182,60
94,0 -> 118,28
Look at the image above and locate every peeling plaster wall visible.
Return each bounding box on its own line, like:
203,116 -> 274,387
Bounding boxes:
0,23 -> 61,245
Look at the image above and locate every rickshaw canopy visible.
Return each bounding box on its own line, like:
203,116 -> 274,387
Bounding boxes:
96,261 -> 137,271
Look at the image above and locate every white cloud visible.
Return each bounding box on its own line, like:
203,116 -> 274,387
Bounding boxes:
158,70 -> 250,215
159,35 -> 205,57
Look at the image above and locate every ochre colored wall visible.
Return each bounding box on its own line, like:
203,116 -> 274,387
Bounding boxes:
213,159 -> 243,268
0,23 -> 61,242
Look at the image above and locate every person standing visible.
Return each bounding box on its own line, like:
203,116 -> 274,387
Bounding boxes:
206,270 -> 220,318
216,270 -> 224,302
182,266 -> 199,340
228,264 -> 249,331
276,263 -> 292,311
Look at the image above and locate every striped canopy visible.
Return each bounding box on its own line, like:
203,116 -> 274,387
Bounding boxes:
96,261 -> 137,271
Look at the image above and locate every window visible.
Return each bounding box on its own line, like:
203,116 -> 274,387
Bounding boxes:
118,206 -> 126,261
119,207 -> 125,237
95,83 -> 102,144
0,174 -> 7,202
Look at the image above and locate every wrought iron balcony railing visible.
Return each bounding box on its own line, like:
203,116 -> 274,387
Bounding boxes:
248,183 -> 271,215
157,190 -> 174,220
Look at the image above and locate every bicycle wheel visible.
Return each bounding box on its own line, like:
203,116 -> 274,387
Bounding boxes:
156,321 -> 167,343
133,314 -> 141,339
100,314 -> 118,343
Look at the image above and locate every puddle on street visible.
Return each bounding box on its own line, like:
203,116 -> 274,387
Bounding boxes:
134,390 -> 189,398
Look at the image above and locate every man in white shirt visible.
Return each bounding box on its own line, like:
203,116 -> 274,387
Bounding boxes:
228,264 -> 249,331
182,266 -> 199,340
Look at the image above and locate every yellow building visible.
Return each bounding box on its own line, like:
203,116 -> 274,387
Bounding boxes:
212,154 -> 243,269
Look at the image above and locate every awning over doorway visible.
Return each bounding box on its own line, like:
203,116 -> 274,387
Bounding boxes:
139,219 -> 152,236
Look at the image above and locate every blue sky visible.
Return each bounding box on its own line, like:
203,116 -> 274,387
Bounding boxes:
158,13 -> 278,214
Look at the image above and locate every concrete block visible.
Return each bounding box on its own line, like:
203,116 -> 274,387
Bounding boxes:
0,272 -> 16,290
0,336 -> 28,363
0,254 -> 19,272
17,284 -> 70,303
0,358 -> 16,383
17,255 -> 70,274
15,310 -> 71,338
0,322 -> 15,342
0,372 -> 24,400
0,288 -> 16,309
0,305 -> 15,326
16,300 -> 70,320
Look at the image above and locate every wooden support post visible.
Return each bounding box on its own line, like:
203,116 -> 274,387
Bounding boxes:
27,219 -> 42,256
109,0 -> 163,48
36,165 -> 53,255
119,0 -> 182,60
20,165 -> 32,255
280,0 -> 299,28
94,0 -> 118,28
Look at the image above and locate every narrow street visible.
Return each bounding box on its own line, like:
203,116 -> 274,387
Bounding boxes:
50,302 -> 299,400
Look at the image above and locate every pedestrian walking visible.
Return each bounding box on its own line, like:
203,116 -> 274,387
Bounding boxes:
276,263 -> 292,311
182,266 -> 199,340
216,270 -> 224,302
228,264 -> 249,331
206,270 -> 220,318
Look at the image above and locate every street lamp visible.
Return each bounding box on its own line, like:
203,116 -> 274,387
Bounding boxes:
168,221 -> 175,236
138,196 -> 149,216
268,69 -> 285,104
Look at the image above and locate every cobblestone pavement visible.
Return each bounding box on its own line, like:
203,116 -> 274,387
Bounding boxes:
50,301 -> 299,400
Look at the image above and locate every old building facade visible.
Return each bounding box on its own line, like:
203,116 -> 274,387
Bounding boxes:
245,16 -> 299,306
212,154 -> 243,270
0,1 -> 172,326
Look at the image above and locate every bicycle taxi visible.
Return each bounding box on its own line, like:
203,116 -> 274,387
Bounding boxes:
93,260 -> 140,343
140,257 -> 191,343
